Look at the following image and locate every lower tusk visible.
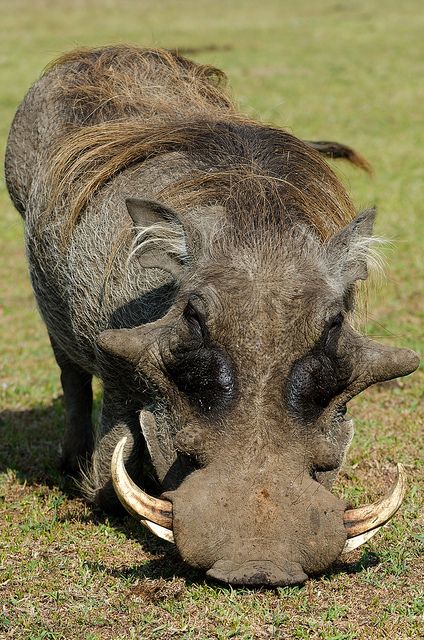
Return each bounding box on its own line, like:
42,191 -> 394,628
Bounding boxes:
343,463 -> 406,545
141,519 -> 175,544
342,525 -> 383,553
111,436 -> 174,533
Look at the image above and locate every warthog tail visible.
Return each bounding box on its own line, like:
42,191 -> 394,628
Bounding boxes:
305,140 -> 372,174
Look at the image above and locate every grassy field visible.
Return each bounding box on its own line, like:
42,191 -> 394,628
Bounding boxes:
0,0 -> 423,638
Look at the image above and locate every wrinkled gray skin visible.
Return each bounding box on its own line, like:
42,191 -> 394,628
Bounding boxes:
5,51 -> 419,586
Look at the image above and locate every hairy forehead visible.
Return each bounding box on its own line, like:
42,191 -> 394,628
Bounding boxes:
195,266 -> 343,353
199,243 -> 341,311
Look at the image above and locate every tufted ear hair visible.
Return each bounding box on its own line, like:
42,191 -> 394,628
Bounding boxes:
126,198 -> 188,279
326,208 -> 379,286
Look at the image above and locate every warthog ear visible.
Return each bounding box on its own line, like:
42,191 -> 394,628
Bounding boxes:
126,198 -> 188,279
326,208 -> 378,285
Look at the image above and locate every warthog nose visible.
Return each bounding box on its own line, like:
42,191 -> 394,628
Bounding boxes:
206,559 -> 308,586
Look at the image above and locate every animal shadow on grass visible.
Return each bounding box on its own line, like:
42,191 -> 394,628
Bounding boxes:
0,397 -> 67,488
84,546 -> 381,594
0,399 -> 382,589
84,541 -> 205,588
0,398 -> 205,584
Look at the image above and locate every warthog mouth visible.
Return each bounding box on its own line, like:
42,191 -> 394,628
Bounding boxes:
110,435 -> 407,583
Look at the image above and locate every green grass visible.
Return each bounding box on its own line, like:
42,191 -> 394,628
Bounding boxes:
0,1 -> 423,638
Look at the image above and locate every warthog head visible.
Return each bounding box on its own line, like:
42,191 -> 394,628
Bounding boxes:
98,198 -> 418,586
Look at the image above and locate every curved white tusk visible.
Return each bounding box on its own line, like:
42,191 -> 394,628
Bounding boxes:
342,463 -> 407,552
342,526 -> 384,553
111,436 -> 174,539
141,519 -> 175,544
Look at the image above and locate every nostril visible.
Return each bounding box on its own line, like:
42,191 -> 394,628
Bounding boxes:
206,559 -> 308,587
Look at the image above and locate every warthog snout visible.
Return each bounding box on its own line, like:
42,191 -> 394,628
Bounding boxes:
206,560 -> 307,587
111,433 -> 408,585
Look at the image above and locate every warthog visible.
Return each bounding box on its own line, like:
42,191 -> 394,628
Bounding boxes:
5,46 -> 419,586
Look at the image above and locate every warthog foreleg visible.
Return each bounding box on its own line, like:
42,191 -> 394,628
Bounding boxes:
50,336 -> 94,476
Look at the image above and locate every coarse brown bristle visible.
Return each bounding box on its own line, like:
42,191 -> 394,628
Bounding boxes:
43,45 -> 356,243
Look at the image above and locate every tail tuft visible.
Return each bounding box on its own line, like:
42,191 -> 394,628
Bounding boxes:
305,140 -> 373,175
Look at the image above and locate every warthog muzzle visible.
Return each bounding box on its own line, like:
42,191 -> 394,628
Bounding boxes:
111,434 -> 407,586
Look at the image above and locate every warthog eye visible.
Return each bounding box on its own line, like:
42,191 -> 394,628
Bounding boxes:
286,313 -> 350,422
324,312 -> 344,352
166,298 -> 236,417
183,300 -> 205,339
